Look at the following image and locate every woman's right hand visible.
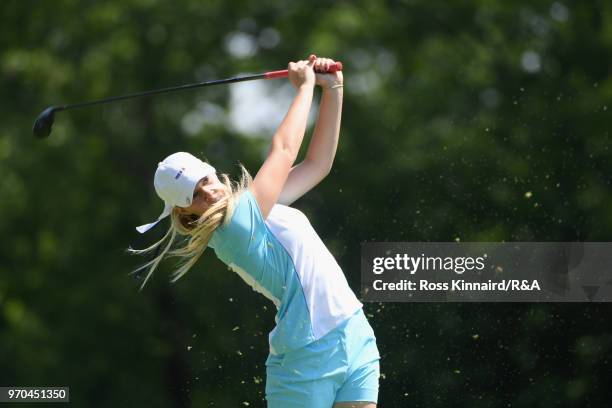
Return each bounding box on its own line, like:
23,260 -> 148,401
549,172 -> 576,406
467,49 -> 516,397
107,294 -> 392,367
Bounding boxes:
288,55 -> 316,89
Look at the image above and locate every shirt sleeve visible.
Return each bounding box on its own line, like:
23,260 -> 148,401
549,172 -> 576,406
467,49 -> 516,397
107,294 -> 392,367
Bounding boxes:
208,189 -> 269,276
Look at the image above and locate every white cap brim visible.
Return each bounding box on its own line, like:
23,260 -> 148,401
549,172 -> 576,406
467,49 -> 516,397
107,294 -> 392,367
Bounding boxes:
136,202 -> 173,234
136,152 -> 216,234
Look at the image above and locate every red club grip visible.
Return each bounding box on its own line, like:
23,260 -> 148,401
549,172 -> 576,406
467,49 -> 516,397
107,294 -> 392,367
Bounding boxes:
264,61 -> 343,79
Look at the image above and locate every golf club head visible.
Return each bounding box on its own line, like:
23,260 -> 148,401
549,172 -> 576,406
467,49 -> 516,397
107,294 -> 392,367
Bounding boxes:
32,107 -> 56,138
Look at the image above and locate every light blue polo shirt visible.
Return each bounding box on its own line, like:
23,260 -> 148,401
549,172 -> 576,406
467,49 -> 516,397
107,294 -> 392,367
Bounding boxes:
208,189 -> 362,355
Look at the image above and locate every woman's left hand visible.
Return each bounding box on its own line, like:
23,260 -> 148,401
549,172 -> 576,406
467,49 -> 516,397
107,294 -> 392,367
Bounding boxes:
313,57 -> 343,89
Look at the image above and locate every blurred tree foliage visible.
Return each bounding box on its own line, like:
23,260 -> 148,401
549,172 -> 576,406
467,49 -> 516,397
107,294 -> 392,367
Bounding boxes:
1,0 -> 611,406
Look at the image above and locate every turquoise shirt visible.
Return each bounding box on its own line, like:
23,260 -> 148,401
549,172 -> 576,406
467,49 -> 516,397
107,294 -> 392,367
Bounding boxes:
209,190 -> 362,355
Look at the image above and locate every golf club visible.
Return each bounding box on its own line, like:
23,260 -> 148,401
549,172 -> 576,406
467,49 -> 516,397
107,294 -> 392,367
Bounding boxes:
33,61 -> 343,139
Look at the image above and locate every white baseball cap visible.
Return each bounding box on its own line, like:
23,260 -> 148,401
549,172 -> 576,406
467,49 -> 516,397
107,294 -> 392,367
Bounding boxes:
136,152 -> 216,233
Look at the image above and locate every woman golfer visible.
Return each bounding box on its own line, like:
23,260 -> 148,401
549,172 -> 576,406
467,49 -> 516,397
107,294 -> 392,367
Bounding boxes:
133,55 -> 380,407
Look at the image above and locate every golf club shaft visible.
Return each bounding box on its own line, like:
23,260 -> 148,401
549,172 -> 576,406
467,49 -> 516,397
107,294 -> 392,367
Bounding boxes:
55,63 -> 342,112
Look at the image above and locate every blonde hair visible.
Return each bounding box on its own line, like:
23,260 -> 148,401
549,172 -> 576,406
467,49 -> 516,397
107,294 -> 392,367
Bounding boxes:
129,165 -> 252,290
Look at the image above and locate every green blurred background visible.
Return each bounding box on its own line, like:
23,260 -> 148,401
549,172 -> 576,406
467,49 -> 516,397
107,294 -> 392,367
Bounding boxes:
1,0 -> 611,406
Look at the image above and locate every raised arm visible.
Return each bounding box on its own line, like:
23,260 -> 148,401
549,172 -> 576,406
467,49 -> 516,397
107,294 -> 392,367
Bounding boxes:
278,57 -> 344,206
250,56 -> 316,218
